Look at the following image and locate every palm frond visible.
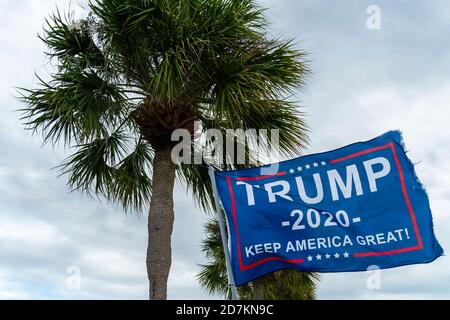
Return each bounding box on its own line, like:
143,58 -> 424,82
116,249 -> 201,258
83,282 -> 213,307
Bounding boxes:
59,130 -> 127,194
112,138 -> 153,211
18,67 -> 127,146
40,8 -> 105,69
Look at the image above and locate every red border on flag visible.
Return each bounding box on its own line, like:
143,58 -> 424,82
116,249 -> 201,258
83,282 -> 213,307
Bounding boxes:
226,142 -> 423,271
331,142 -> 423,257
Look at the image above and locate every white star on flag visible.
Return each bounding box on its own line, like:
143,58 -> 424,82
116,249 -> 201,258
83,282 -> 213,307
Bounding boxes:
313,162 -> 318,167
289,168 -> 295,174
297,166 -> 302,171
307,255 -> 313,261
325,253 -> 331,259
334,253 -> 340,259
343,252 -> 350,258
316,254 -> 322,260
305,164 -> 310,169
321,161 -> 326,166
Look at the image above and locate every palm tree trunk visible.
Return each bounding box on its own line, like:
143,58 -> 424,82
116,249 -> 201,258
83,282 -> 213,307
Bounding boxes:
147,146 -> 176,300
253,278 -> 265,300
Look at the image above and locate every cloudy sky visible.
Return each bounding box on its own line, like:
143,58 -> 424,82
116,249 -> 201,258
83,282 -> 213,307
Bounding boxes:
0,0 -> 449,299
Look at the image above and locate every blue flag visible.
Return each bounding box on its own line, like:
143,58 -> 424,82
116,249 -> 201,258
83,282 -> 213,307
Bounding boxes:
213,131 -> 443,286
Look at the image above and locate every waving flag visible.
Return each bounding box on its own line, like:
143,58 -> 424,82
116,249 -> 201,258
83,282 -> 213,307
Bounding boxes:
213,131 -> 443,285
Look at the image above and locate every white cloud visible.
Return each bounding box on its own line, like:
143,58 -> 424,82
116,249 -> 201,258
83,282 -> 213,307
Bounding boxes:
0,218 -> 69,247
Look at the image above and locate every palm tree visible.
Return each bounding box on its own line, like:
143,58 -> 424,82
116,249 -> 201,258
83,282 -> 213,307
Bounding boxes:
198,219 -> 319,299
19,0 -> 309,299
